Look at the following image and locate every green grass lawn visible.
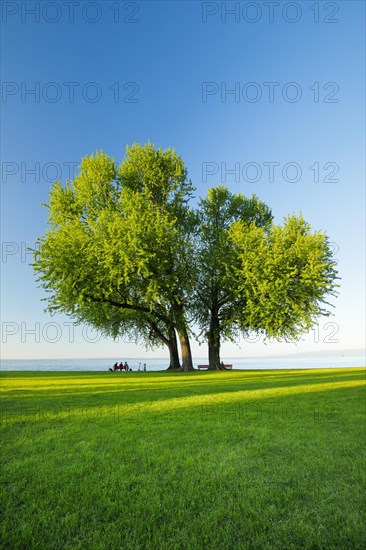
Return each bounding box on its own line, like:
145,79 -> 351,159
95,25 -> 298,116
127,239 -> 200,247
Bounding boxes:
1,367 -> 365,549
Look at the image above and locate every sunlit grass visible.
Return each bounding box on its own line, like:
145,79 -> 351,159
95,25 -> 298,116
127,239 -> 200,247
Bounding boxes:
1,368 -> 365,549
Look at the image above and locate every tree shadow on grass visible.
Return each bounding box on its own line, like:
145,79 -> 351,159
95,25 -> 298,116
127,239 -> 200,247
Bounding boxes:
1,378 -> 364,425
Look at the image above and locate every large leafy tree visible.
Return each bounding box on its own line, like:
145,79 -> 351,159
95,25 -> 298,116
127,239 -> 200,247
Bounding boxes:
34,144 -> 196,370
194,186 -> 338,369
118,143 -> 196,370
34,144 -> 338,372
194,187 -> 273,369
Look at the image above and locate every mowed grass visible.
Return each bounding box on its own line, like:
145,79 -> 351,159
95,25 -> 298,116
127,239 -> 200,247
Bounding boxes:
1,368 -> 365,549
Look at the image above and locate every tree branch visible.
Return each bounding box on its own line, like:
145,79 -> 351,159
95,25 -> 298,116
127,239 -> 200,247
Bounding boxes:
147,318 -> 170,346
84,293 -> 171,325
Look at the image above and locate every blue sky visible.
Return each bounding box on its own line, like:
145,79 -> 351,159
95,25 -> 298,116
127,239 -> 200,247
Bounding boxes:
1,0 -> 365,359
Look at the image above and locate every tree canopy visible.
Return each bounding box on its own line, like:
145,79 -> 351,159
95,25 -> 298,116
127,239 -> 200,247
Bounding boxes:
34,144 -> 196,370
34,143 -> 339,370
193,186 -> 273,369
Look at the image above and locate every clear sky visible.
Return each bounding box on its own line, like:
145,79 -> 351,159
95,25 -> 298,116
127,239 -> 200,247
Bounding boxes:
1,0 -> 365,360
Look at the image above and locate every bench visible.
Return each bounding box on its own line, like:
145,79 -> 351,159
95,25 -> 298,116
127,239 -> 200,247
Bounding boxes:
197,364 -> 233,369
113,364 -> 128,371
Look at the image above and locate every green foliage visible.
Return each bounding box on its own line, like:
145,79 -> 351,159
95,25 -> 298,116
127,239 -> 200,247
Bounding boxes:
192,186 -> 338,365
193,187 -> 273,347
33,145 -> 196,352
229,214 -> 339,340
119,142 -> 194,215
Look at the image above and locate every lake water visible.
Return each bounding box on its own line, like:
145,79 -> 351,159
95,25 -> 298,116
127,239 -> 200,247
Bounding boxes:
1,354 -> 364,372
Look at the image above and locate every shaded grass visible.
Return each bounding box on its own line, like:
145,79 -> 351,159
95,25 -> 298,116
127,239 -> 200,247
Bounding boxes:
1,368 -> 365,549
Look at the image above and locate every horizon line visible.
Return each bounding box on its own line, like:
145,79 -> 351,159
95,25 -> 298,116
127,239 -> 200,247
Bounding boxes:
1,348 -> 365,362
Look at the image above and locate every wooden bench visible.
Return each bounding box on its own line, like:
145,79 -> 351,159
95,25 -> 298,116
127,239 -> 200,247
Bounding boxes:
113,364 -> 128,371
197,364 -> 233,369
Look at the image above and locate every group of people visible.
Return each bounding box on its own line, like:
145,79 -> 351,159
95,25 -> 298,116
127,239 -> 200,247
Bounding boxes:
109,361 -> 131,372
108,361 -> 148,372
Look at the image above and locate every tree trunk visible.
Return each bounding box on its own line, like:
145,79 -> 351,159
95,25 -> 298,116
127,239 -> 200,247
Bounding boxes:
166,329 -> 181,370
146,319 -> 180,370
207,309 -> 224,370
172,302 -> 194,371
177,326 -> 194,371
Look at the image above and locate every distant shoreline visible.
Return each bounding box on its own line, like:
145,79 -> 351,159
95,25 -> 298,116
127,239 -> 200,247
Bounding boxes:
1,348 -> 364,362
1,367 -> 365,375
1,352 -> 365,373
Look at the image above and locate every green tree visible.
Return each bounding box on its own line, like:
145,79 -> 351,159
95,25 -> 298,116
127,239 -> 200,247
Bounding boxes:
34,144 -> 338,373
193,185 -> 338,369
194,187 -> 273,369
33,144 -> 196,370
118,143 -> 196,370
